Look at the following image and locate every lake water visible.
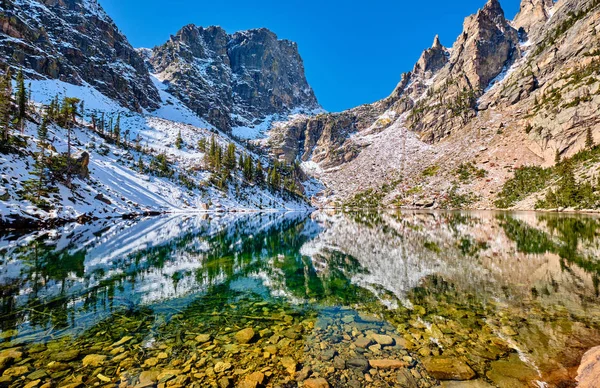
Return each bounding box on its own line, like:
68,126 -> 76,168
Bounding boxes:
0,211 -> 599,388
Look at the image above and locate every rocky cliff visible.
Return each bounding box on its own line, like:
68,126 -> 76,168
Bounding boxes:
148,25 -> 321,132
269,0 -> 600,209
0,0 -> 160,112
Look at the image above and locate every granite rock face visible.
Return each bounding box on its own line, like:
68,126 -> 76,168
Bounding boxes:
514,0 -> 556,39
149,25 -> 320,132
0,0 -> 160,112
272,0 -> 523,165
271,0 -> 600,209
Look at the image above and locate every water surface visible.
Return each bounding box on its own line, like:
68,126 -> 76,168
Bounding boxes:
1,211 -> 599,387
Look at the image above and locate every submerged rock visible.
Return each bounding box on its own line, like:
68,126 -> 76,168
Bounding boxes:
235,328 -> 256,344
486,354 -> 538,387
304,378 -> 330,388
369,359 -> 406,370
422,357 -> 476,380
371,334 -> 395,346
82,354 -> 107,367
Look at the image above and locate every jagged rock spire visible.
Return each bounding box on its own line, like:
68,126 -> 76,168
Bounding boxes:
444,0 -> 520,91
412,35 -> 448,79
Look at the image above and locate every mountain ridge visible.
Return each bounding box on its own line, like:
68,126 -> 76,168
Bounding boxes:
146,23 -> 321,133
265,0 -> 600,211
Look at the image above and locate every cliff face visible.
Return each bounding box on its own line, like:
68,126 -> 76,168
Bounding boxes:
514,0 -> 556,39
148,25 -> 320,132
270,0 -> 600,209
0,0 -> 160,112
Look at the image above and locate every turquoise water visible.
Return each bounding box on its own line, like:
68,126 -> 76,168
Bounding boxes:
0,211 -> 599,387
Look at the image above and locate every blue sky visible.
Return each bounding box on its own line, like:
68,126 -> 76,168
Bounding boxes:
100,0 -> 520,112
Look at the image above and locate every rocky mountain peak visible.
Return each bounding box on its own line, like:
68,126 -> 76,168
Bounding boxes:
0,0 -> 160,111
412,36 -> 449,79
448,0 -> 520,92
149,25 -> 320,132
482,0 -> 505,16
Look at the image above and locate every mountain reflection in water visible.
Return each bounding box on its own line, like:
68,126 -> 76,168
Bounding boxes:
0,210 -> 599,387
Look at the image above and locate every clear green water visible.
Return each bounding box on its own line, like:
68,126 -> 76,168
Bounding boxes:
1,211 -> 599,388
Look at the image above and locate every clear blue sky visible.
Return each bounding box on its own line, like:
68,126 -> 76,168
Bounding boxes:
100,0 -> 520,113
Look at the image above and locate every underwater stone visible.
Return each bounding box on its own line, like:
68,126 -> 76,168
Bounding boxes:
235,328 -> 256,344
304,378 -> 330,388
371,334 -> 394,346
422,357 -> 476,380
369,359 -> 407,370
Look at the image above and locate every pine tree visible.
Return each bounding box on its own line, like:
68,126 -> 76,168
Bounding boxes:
22,119 -> 54,207
60,97 -> 80,187
100,112 -> 105,134
16,70 -> 26,133
0,68 -> 12,143
586,128 -> 594,149
197,137 -> 207,152
137,156 -> 145,172
268,166 -> 281,189
206,135 -> 217,170
224,143 -> 236,172
255,159 -> 264,185
37,118 -> 48,145
175,129 -> 183,149
243,155 -> 253,181
555,149 -> 561,165
114,113 -> 121,145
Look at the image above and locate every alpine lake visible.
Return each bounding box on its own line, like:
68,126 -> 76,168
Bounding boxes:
1,210 -> 599,388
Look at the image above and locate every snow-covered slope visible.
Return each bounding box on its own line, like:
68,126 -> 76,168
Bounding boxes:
1,78 -> 311,227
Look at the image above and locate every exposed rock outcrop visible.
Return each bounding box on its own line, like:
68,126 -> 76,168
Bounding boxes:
149,25 -> 320,132
578,346 -> 600,388
412,35 -> 449,79
514,0 -> 556,39
0,0 -> 160,112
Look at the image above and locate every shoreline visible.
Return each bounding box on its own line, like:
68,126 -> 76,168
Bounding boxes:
4,205 -> 600,232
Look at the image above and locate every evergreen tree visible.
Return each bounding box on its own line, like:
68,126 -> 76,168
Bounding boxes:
586,128 -> 594,149
22,119 -> 54,207
175,129 -> 183,149
137,156 -> 145,172
206,135 -> 218,170
255,160 -> 264,184
224,143 -> 236,172
0,67 -> 12,143
37,118 -> 48,144
100,112 -> 105,134
197,137 -> 207,152
238,153 -> 244,170
243,155 -> 253,181
268,166 -> 281,189
114,113 -> 121,145
60,97 -> 80,187
16,70 -> 26,132
554,149 -> 561,165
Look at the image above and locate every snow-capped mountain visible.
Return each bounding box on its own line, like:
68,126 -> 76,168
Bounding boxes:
0,0 -> 322,226
0,0 -> 160,112
0,0 -> 321,131
147,25 -> 321,134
